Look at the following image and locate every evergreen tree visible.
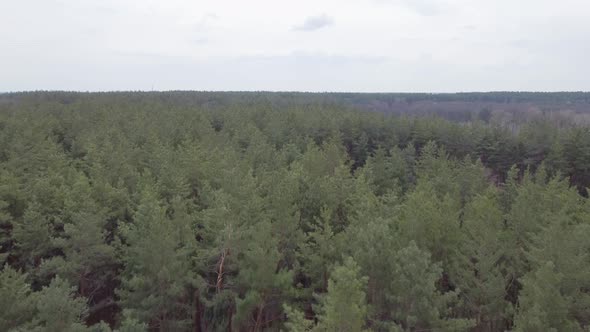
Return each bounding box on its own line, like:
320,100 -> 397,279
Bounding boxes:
234,221 -> 294,331
12,202 -> 54,269
0,266 -> 36,331
455,191 -> 512,331
118,183 -> 200,331
30,276 -> 90,332
384,242 -> 474,331
513,262 -> 582,332
399,182 -> 462,270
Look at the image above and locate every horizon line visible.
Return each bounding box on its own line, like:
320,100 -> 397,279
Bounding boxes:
2,90 -> 590,94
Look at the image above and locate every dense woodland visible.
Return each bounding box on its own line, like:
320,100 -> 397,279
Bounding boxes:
1,92 -> 590,331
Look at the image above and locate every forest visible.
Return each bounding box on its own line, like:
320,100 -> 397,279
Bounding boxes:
1,91 -> 590,331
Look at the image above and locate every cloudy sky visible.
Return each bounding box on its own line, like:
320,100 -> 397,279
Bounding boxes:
1,0 -> 589,92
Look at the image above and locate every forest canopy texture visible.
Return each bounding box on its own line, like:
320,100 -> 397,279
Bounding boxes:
1,92 -> 590,331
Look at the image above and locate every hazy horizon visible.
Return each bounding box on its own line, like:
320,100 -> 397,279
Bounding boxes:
3,90 -> 590,94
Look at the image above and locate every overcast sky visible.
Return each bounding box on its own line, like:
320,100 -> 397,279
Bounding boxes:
1,0 -> 589,92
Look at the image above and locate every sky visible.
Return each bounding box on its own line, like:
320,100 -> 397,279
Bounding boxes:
1,0 -> 589,92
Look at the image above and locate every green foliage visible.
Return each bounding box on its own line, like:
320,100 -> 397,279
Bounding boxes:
115,317 -> 147,332
454,191 -> 512,330
0,266 -> 36,331
283,305 -> 313,331
117,183 -> 200,330
384,242 -> 474,331
12,202 -> 54,268
399,182 -> 462,268
363,147 -> 411,196
0,267 -> 104,332
513,262 -> 582,332
315,257 -> 369,332
31,276 -> 90,332
300,207 -> 339,292
234,221 -> 294,330
2,92 -> 590,331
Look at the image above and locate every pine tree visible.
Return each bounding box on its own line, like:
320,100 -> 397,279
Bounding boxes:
30,276 -> 90,332
1,266 -> 111,332
39,211 -> 117,314
118,183 -> 200,331
363,147 -> 410,196
513,262 -> 582,332
115,317 -> 147,332
385,242 -> 474,331
12,202 -> 54,269
399,181 -> 462,269
234,220 -> 294,331
283,303 -> 313,332
455,191 -> 511,331
0,266 -> 36,331
315,257 -> 369,332
300,207 -> 338,292
415,141 -> 459,198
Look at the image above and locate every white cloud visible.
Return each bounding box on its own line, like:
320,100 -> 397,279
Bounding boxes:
401,0 -> 443,16
293,14 -> 334,31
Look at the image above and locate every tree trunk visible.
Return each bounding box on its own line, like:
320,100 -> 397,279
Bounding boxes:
217,248 -> 228,293
194,290 -> 202,332
253,305 -> 264,332
227,305 -> 233,332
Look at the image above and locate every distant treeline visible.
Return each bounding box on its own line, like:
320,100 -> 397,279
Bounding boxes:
3,90 -> 590,103
3,90 -> 590,123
